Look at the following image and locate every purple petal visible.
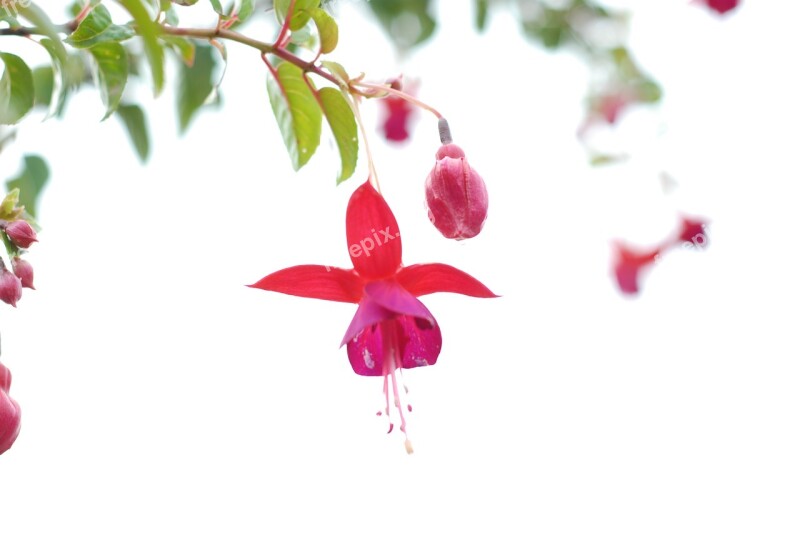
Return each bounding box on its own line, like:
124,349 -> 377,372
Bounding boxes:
346,317 -> 442,377
340,295 -> 394,347
364,280 -> 434,322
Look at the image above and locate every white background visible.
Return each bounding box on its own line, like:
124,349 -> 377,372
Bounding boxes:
2,1 -> 799,533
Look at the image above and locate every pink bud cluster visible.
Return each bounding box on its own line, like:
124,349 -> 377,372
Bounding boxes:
1,219 -> 38,307
0,360 -> 21,455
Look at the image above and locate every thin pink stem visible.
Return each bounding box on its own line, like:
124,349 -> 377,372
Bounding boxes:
351,81 -> 443,119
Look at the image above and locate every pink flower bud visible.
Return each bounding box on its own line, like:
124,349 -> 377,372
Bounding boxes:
5,220 -> 38,249
12,257 -> 35,289
424,120 -> 488,240
0,361 -> 21,455
0,268 -> 23,307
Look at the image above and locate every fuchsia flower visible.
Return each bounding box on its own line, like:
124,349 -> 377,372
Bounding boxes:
612,242 -> 661,295
249,180 -> 496,452
379,78 -> 415,143
0,360 -> 22,455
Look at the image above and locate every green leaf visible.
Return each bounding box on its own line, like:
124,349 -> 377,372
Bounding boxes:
5,155 -> 49,219
318,87 -> 357,184
475,0 -> 488,31
275,0 -> 319,31
266,62 -> 322,171
177,43 -> 217,133
32,66 -> 54,108
309,7 -> 337,54
65,4 -> 135,48
89,42 -> 128,119
116,104 -> 150,162
0,53 -> 34,125
118,0 -> 165,95
162,35 -> 196,65
366,0 -> 435,50
208,0 -> 223,13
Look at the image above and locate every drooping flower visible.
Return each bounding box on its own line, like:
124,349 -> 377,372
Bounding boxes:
612,242 -> 661,295
699,0 -> 739,15
379,78 -> 416,143
0,360 -> 22,455
425,119 -> 489,240
249,180 -> 496,452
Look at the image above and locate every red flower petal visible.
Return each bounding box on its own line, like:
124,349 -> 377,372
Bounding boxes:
346,317 -> 442,377
248,265 -> 363,303
396,263 -> 498,298
676,216 -> 708,247
346,181 -> 403,280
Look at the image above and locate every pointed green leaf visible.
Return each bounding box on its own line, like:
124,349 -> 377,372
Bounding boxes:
233,0 -> 255,26
5,155 -> 49,218
116,104 -> 150,162
321,60 -> 349,86
65,4 -> 135,48
89,42 -> 128,119
177,43 -> 217,133
0,53 -> 34,125
318,87 -> 357,183
118,0 -> 164,95
309,7 -> 337,54
208,0 -> 223,13
266,62 -> 322,171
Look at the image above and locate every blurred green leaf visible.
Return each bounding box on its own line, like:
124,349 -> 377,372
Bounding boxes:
309,7 -> 337,54
177,43 -> 217,133
234,0 -> 255,25
0,53 -> 34,125
118,0 -> 165,95
162,35 -> 197,66
89,42 -> 128,119
636,79 -> 662,103
319,87 -> 357,184
39,38 -> 70,117
32,66 -> 54,108
65,4 -> 135,48
266,62 -> 322,171
116,104 -> 150,162
366,0 -> 436,50
6,155 -> 49,218
208,0 -> 223,13
173,0 -> 200,5
475,0 -> 488,31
